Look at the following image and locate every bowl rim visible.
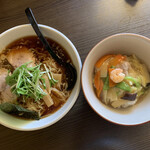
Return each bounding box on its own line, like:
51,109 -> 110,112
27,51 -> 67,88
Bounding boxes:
0,24 -> 82,131
81,33 -> 150,126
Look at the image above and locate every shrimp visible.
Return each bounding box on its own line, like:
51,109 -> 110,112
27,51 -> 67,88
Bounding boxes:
110,68 -> 125,83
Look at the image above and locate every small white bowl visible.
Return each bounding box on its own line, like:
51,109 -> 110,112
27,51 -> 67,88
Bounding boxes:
82,33 -> 150,126
0,24 -> 82,131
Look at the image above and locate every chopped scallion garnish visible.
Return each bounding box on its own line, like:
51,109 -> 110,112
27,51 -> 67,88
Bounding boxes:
6,62 -> 58,101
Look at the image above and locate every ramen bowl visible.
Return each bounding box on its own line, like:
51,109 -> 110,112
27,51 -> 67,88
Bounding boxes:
0,24 -> 81,131
82,33 -> 150,126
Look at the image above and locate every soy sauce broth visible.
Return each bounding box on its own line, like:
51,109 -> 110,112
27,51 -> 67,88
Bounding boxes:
6,36 -> 72,64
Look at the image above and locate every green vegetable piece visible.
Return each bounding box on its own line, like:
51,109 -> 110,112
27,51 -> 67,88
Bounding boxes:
116,81 -> 131,92
124,76 -> 141,88
137,88 -> 146,97
103,75 -> 109,90
0,103 -> 40,120
110,66 -> 116,68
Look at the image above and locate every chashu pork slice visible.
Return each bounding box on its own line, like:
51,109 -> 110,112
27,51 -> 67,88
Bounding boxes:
1,85 -> 17,103
0,68 -> 8,92
0,68 -> 17,103
7,47 -> 35,68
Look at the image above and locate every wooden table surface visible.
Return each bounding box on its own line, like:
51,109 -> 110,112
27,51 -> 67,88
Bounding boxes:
0,0 -> 150,150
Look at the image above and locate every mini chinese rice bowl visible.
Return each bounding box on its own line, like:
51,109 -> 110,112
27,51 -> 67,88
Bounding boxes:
81,33 -> 150,125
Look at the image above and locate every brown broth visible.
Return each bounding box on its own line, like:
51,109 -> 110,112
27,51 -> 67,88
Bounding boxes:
6,36 -> 71,64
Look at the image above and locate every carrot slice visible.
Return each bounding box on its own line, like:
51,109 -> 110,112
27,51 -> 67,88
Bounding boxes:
94,71 -> 103,97
94,54 -> 126,90
94,71 -> 101,90
95,55 -> 114,68
96,79 -> 103,97
108,68 -> 116,87
108,54 -> 126,68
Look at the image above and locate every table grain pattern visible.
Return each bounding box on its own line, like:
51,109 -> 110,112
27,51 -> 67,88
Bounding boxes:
0,0 -> 150,150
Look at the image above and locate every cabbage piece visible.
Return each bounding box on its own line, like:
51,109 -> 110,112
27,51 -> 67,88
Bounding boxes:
106,88 -> 118,104
111,99 -> 137,108
128,55 -> 150,87
102,90 -> 107,104
100,58 -> 112,78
